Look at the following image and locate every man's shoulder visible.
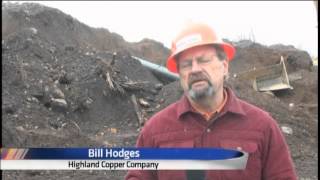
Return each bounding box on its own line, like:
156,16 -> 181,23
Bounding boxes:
227,87 -> 271,118
238,98 -> 270,116
227,97 -> 281,136
146,101 -> 180,125
236,97 -> 277,126
141,100 -> 181,134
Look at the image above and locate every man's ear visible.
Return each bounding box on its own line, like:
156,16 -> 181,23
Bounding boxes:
223,60 -> 229,76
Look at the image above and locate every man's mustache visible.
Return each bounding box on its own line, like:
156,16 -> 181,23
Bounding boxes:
188,72 -> 210,88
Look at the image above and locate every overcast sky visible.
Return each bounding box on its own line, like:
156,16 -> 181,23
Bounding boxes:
11,1 -> 318,57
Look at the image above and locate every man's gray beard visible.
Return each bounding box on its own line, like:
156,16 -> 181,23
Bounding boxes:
188,84 -> 215,101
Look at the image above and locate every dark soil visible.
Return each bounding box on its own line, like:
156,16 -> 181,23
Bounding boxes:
2,2 -> 318,180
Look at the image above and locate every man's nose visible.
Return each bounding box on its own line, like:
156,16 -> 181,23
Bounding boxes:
191,59 -> 201,72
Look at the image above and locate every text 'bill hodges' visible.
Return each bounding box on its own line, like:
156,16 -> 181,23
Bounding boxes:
88,148 -> 140,159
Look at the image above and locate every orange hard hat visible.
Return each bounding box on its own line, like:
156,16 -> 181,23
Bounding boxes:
166,22 -> 236,73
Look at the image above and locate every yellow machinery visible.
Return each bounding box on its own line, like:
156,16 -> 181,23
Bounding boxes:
238,56 -> 293,92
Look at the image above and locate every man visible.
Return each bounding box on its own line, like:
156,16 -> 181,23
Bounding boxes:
126,22 -> 297,180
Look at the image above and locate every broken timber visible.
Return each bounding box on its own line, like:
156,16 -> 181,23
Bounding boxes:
131,94 -> 144,127
99,56 -> 147,95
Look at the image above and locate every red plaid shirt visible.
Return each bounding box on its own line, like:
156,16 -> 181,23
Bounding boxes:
126,87 -> 297,180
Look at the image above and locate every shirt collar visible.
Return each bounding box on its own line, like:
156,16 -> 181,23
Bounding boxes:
217,89 -> 228,113
190,89 -> 228,120
223,87 -> 246,116
176,86 -> 246,119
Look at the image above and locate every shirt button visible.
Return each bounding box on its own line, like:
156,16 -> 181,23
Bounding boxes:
206,128 -> 211,133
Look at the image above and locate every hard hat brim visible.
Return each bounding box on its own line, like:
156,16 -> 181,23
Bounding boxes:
166,42 -> 236,73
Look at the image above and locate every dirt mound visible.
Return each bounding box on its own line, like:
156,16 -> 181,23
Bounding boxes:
229,40 -> 317,122
2,4 -> 164,178
230,40 -> 313,74
2,24 -> 164,146
2,2 -> 170,65
2,2 -> 318,180
227,77 -> 318,179
131,38 -> 170,65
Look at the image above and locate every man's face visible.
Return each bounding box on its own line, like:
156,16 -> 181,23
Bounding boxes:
177,45 -> 228,101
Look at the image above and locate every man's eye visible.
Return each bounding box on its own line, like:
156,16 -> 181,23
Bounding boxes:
197,58 -> 211,64
180,60 -> 192,68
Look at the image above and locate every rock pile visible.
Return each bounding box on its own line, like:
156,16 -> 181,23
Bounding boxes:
2,2 -> 317,180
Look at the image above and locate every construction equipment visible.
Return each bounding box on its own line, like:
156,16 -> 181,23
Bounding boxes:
238,56 -> 293,92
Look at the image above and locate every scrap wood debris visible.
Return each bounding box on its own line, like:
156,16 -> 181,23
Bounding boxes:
98,56 -> 150,95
